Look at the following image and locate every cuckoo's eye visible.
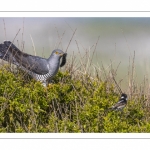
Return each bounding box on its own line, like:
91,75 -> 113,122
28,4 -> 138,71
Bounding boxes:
55,51 -> 59,54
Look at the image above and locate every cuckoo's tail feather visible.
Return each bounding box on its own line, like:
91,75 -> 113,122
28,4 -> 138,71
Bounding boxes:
0,41 -> 18,65
0,41 -> 10,61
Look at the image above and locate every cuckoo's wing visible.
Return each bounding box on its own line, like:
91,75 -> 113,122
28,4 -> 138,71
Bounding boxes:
3,41 -> 49,75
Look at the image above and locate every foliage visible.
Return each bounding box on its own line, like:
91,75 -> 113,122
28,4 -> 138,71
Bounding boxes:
0,66 -> 149,133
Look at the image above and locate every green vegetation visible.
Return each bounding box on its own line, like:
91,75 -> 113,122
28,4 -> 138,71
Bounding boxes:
0,64 -> 149,133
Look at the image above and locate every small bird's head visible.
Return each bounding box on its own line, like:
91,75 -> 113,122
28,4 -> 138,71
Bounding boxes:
121,93 -> 127,100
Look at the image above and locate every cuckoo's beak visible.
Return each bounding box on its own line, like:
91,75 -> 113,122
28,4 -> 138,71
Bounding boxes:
60,52 -> 67,57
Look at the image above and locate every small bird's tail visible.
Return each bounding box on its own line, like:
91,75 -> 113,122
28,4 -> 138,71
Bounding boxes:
104,107 -> 114,113
107,107 -> 115,111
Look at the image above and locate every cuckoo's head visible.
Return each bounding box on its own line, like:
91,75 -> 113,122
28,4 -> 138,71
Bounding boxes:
51,49 -> 67,67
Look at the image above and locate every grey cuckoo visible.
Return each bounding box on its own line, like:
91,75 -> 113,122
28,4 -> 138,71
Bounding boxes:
0,41 -> 67,86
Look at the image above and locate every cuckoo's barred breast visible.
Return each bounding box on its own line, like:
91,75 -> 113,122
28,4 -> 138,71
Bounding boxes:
0,41 -> 67,86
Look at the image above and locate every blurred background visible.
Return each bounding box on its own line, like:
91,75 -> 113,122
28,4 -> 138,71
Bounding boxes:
0,17 -> 150,90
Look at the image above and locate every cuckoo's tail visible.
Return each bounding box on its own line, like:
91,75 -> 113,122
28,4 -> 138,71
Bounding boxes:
0,41 -> 18,65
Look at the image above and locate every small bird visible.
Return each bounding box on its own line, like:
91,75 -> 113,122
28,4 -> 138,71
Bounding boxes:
0,41 -> 67,86
110,93 -> 128,111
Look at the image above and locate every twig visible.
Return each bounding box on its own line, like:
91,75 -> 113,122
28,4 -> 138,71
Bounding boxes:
3,19 -> 7,40
57,30 -> 66,49
55,24 -> 62,49
130,51 -> 136,99
30,34 -> 36,56
89,36 -> 100,66
21,18 -> 25,51
65,28 -> 77,53
65,20 -> 74,32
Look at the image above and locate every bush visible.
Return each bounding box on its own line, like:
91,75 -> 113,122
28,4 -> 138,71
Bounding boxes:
0,66 -> 149,132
